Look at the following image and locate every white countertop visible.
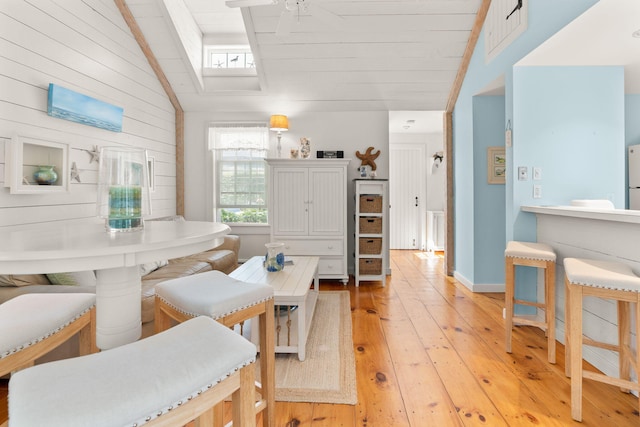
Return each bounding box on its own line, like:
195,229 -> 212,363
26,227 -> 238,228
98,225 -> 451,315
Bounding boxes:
521,205 -> 640,224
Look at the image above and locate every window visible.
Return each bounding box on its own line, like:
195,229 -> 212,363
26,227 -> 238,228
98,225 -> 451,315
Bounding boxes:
202,45 -> 257,77
205,45 -> 255,69
209,123 -> 268,224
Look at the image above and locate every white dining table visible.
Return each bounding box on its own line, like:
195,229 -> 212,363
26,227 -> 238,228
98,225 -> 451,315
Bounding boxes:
0,218 -> 230,349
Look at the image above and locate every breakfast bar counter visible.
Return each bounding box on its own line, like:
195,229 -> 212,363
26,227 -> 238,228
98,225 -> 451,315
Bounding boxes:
521,204 -> 640,379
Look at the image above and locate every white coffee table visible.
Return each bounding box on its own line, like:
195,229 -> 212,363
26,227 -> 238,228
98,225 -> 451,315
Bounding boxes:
230,256 -> 319,361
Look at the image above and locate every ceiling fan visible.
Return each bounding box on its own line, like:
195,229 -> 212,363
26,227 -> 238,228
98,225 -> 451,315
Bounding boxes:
225,0 -> 343,37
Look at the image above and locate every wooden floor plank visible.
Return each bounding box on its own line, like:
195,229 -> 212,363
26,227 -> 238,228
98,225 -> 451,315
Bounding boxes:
352,288 -> 411,427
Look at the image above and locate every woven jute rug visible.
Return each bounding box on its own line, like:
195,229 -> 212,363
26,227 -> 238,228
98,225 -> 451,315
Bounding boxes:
256,290 -> 357,405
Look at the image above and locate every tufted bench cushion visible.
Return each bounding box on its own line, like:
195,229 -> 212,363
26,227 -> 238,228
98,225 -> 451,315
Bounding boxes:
8,316 -> 256,427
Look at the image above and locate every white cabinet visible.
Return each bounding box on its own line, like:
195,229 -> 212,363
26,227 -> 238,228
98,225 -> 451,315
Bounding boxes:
267,159 -> 350,282
354,179 -> 388,287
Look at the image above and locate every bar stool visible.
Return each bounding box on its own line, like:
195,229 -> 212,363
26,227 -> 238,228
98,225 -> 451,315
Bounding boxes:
504,241 -> 557,363
563,258 -> 640,422
8,316 -> 256,427
154,270 -> 275,427
1,293 -> 97,377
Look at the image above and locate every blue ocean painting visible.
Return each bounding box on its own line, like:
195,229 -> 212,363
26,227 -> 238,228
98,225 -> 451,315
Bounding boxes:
47,84 -> 123,132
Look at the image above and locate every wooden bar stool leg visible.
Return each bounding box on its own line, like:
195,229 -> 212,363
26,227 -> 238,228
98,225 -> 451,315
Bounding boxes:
233,364 -> 257,427
569,282 -> 584,422
635,298 -> 640,411
565,277 -> 571,378
618,300 -> 631,393
505,257 -> 515,354
260,299 -> 276,427
546,260 -> 556,364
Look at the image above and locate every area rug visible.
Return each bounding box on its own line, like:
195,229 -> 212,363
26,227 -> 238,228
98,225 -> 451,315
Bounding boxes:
259,290 -> 357,405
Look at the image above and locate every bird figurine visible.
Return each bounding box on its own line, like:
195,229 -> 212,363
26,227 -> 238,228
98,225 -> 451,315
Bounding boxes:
356,146 -> 381,171
506,0 -> 523,20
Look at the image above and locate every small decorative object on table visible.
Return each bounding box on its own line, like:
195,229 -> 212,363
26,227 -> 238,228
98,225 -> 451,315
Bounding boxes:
96,146 -> 151,232
300,137 -> 311,159
290,148 -> 299,159
264,242 -> 285,272
33,165 -> 58,185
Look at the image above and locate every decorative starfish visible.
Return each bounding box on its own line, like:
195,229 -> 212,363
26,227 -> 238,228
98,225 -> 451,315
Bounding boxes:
355,146 -> 381,171
85,145 -> 100,164
70,162 -> 81,183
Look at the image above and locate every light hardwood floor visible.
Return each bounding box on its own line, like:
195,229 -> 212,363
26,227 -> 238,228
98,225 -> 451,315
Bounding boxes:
1,250 -> 638,426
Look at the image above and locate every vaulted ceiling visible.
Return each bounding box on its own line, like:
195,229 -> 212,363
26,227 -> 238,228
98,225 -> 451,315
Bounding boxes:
127,0 -> 482,115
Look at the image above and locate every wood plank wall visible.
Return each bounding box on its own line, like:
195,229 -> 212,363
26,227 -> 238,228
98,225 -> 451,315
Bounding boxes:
0,0 -> 177,227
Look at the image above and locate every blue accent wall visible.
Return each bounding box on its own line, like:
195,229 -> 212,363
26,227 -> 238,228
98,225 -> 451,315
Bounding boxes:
472,96 -> 506,284
513,66 -> 625,209
452,0 -> 601,287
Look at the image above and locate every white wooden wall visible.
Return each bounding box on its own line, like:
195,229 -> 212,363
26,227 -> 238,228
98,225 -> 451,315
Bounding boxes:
0,0 -> 176,228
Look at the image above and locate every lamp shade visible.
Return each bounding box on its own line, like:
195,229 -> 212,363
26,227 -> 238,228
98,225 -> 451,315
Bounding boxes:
96,146 -> 152,232
269,115 -> 289,132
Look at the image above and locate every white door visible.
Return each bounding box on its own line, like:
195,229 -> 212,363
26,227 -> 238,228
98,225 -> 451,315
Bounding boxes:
389,144 -> 425,249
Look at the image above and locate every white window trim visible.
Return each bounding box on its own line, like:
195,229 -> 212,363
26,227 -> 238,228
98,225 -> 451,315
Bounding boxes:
208,122 -> 269,225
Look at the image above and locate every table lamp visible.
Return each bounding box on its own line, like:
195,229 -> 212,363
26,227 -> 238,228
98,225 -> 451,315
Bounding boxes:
269,114 -> 288,158
96,146 -> 152,232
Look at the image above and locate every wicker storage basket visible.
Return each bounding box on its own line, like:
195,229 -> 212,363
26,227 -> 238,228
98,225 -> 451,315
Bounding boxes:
359,195 -> 382,213
359,238 -> 382,254
359,217 -> 382,234
359,258 -> 382,275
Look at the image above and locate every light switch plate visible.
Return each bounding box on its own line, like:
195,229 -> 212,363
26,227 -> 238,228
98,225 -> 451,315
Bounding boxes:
533,167 -> 542,180
518,166 -> 528,181
533,185 -> 542,199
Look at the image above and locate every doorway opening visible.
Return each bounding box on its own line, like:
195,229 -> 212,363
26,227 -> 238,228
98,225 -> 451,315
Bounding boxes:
388,111 -> 446,252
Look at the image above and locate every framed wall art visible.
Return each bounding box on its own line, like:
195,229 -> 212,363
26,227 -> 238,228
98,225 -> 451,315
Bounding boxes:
487,146 -> 506,184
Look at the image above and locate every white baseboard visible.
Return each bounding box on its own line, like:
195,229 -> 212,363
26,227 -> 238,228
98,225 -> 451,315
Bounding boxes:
453,271 -> 505,292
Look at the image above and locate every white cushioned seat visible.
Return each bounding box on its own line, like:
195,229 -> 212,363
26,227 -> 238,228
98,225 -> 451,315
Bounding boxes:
504,241 -> 557,363
8,316 -> 256,427
564,258 -> 640,292
505,241 -> 556,262
0,293 -> 96,359
155,270 -> 273,319
563,257 -> 640,421
154,269 -> 275,427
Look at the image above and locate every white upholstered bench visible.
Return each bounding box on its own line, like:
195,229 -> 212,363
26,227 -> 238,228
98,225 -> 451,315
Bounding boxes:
0,293 -> 97,377
8,316 -> 257,427
155,270 -> 275,427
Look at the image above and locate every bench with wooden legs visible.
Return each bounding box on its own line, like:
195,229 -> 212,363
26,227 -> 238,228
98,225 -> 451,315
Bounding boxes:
8,316 -> 256,427
1,293 -> 98,427
155,270 -> 275,427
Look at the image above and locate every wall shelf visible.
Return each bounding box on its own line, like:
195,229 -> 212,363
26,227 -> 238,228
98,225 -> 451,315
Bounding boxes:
4,134 -> 69,194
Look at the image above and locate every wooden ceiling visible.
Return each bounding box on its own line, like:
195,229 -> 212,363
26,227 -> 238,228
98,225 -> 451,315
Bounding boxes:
127,0 -> 482,113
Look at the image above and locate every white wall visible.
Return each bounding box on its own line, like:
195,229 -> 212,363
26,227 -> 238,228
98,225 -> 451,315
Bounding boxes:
0,0 -> 176,228
184,110 -> 389,265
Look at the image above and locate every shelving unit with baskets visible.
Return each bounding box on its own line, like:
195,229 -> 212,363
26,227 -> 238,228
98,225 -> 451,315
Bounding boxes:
354,179 -> 388,286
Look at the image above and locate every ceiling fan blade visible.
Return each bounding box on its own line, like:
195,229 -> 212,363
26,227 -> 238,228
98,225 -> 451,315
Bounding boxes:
225,0 -> 277,8
276,10 -> 295,37
307,3 -> 343,28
